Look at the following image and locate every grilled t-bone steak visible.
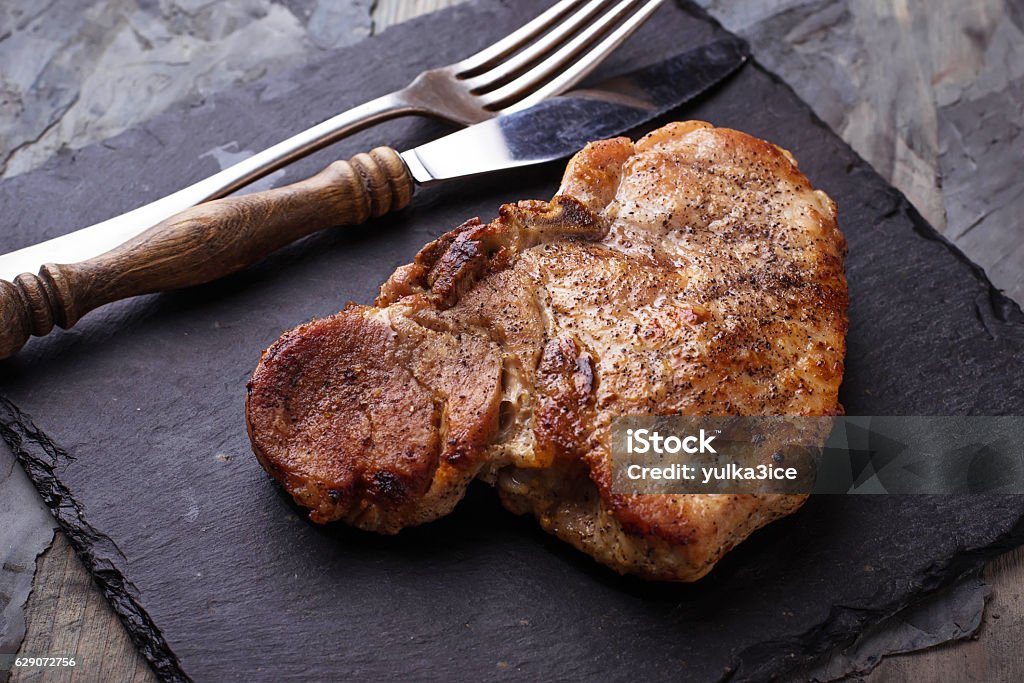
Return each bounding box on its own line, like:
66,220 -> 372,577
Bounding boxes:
246,121 -> 847,581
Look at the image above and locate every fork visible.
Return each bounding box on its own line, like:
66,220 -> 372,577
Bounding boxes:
4,0 -> 665,272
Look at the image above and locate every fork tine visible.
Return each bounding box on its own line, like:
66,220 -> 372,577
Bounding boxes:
484,0 -> 665,113
453,0 -> 584,78
462,0 -> 617,91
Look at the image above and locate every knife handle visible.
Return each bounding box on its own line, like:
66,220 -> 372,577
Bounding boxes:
0,146 -> 413,360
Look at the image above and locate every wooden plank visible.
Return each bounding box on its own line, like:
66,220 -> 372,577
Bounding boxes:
868,546 -> 1024,682
11,533 -> 153,683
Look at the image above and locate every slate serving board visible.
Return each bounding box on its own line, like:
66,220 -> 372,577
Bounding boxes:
2,1 -> 1024,681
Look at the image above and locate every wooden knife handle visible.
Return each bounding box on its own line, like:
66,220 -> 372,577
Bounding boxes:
0,146 -> 413,360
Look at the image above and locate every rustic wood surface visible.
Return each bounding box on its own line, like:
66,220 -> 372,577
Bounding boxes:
12,534 -> 152,683
868,550 -> 1024,682
8,0 -> 1023,681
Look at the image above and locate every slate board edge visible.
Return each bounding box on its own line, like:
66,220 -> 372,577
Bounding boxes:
0,397 -> 187,683
732,519 -> 1024,682
1,2 -> 1022,682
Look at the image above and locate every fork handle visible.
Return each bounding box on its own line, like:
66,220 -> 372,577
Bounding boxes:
0,146 -> 414,359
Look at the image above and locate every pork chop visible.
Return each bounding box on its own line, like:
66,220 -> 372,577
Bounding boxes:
246,121 -> 847,581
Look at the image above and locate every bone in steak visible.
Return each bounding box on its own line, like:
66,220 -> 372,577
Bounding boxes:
245,121 -> 848,581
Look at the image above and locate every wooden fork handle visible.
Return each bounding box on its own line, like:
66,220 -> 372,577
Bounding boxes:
0,146 -> 413,360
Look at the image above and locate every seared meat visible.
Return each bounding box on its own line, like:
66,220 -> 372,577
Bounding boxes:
246,121 -> 847,581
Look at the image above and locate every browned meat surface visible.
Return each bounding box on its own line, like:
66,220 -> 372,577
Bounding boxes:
246,121 -> 848,580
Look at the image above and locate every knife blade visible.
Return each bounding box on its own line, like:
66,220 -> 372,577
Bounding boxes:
402,35 -> 748,185
0,36 -> 748,359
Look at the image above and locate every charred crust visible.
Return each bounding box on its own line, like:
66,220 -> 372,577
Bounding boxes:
426,224 -> 493,308
607,494 -> 699,546
370,471 -> 409,502
417,217 -> 483,268
535,335 -> 599,460
381,195 -> 608,312
547,195 -> 600,235
247,309 -> 440,523
443,443 -> 476,466
246,300 -> 503,530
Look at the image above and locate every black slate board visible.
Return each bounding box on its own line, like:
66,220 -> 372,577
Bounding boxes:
2,1 -> 1024,681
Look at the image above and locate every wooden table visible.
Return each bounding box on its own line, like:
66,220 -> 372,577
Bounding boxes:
9,1 -> 1024,680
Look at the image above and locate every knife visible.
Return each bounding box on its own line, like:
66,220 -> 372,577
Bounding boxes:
0,36 -> 748,360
